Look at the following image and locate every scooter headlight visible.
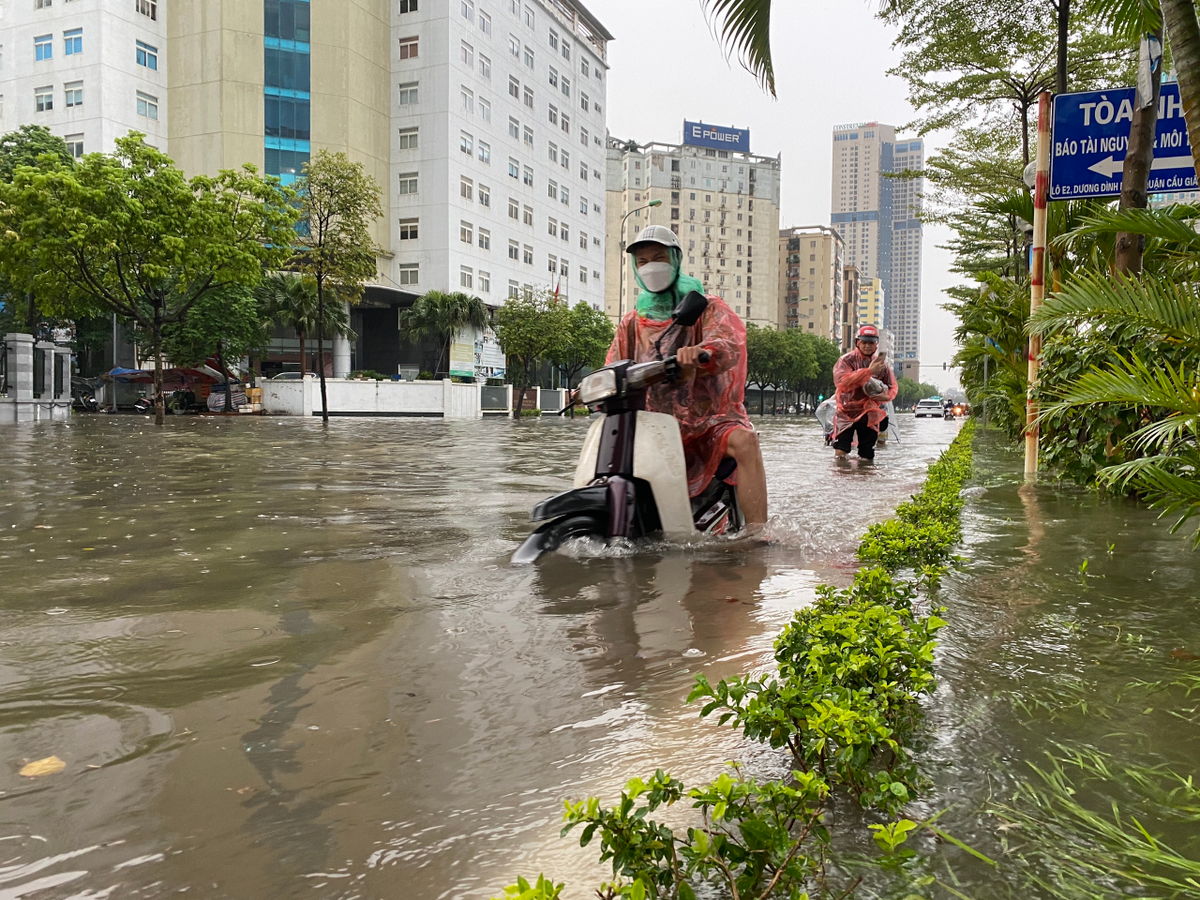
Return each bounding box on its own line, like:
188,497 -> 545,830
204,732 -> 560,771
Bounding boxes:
579,369 -> 618,405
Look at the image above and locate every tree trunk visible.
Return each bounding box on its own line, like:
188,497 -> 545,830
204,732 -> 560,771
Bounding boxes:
219,339 -> 233,413
26,292 -> 36,337
316,277 -> 329,424
1116,31 -> 1163,275
513,363 -> 526,418
1164,0 -> 1200,182
298,331 -> 308,377
1056,0 -> 1070,96
153,315 -> 165,426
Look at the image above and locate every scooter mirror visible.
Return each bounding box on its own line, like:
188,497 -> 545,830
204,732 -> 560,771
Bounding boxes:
672,291 -> 709,328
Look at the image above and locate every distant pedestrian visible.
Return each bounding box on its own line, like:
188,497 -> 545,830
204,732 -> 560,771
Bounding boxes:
831,325 -> 897,461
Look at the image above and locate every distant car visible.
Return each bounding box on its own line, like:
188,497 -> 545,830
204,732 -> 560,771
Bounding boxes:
270,371 -> 304,380
914,399 -> 944,418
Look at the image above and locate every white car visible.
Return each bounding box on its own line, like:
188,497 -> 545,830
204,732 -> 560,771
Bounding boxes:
914,398 -> 944,418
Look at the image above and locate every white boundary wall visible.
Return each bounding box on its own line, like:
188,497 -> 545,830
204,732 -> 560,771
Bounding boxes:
262,376 -> 484,419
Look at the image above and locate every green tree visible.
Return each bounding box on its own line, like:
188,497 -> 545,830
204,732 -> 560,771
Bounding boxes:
290,150 -> 383,423
495,290 -> 558,417
398,290 -> 490,379
549,303 -> 614,414
0,124 -> 75,332
256,272 -> 353,379
0,133 -> 298,424
161,285 -> 271,411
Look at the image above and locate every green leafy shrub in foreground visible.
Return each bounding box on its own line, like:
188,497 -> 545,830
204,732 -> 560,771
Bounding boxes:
496,425 -> 975,899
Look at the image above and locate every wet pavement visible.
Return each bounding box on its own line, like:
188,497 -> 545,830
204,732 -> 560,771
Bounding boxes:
0,413 -> 959,899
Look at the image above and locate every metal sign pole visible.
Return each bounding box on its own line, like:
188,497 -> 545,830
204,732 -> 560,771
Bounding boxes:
1025,91 -> 1052,480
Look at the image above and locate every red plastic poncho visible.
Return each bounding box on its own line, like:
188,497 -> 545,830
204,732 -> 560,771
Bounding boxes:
607,296 -> 755,498
832,348 -> 898,439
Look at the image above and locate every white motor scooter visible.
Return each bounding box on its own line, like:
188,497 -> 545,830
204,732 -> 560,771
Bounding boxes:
512,292 -> 744,564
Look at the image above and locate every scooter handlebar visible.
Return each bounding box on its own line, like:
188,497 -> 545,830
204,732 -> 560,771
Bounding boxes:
698,350 -> 711,364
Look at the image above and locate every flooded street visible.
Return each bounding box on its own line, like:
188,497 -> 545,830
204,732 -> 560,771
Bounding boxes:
0,414 -> 957,900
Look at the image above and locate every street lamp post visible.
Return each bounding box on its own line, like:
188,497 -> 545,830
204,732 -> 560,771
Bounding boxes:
617,199 -> 663,320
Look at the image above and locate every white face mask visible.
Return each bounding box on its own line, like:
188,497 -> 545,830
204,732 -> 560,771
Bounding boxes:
637,261 -> 675,293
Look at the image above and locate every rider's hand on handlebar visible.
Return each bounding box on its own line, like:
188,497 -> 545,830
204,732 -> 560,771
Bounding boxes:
676,345 -> 711,373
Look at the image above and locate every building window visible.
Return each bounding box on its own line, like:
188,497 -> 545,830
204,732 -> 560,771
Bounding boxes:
136,91 -> 158,119
580,92 -> 588,111
524,5 -> 534,27
561,150 -> 569,170
480,271 -> 490,292
479,11 -> 492,34
34,35 -> 52,62
547,216 -> 557,236
561,77 -> 570,98
524,46 -> 534,69
479,99 -> 491,122
64,134 -> 83,157
478,140 -> 490,164
460,221 -> 473,244
136,40 -> 157,70
548,142 -> 558,163
548,104 -> 558,125
579,196 -> 588,215
509,35 -> 520,57
508,240 -> 520,260
523,125 -> 533,146
136,0 -> 157,19
523,244 -> 533,265
579,161 -> 588,181
508,76 -> 520,99
523,86 -> 533,108
562,41 -> 570,61
399,0 -> 417,11
399,81 -> 419,105
34,87 -> 52,112
508,157 -> 519,179
547,253 -> 557,273
560,221 -> 568,240
398,126 -> 418,149
478,227 -> 490,250
479,54 -> 491,79
580,126 -> 588,146
398,171 -> 418,193
461,0 -> 474,21
399,37 -> 418,59
64,28 -> 82,56
579,266 -> 587,284
64,81 -> 82,108
523,165 -> 533,186
399,263 -> 419,286
508,197 -> 519,219
460,131 -> 473,155
561,113 -> 569,134
522,205 -> 533,225
479,184 -> 490,207
461,41 -> 474,68
508,116 -> 519,139
548,67 -> 558,88
547,179 -> 557,200
399,218 -> 419,240
579,232 -> 587,250
560,186 -> 569,206
35,0 -> 51,7
461,87 -> 474,113
460,175 -> 473,200
581,59 -> 589,76
508,280 -> 520,298
461,265 -> 474,289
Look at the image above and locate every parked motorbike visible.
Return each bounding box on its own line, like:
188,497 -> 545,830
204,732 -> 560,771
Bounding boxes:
71,377 -> 100,412
512,291 -> 743,564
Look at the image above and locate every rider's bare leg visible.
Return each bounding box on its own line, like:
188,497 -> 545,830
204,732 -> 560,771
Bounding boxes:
725,428 -> 768,527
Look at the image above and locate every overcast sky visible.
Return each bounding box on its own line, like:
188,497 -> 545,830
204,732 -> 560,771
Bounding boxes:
596,0 -> 962,392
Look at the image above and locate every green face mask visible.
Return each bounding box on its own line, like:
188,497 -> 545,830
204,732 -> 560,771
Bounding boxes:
631,248 -> 705,321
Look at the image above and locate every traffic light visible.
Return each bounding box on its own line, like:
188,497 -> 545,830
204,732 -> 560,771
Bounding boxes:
818,394 -> 824,401
942,362 -> 947,370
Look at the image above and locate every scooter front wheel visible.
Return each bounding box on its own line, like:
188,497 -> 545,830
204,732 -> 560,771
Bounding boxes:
511,514 -> 604,565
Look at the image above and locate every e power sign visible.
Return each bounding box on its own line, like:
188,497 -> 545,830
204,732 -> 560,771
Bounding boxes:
682,121 -> 750,152
1049,83 -> 1195,199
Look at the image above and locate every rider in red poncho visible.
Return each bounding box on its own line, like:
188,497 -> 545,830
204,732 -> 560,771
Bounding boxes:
831,324 -> 897,461
607,225 -> 768,528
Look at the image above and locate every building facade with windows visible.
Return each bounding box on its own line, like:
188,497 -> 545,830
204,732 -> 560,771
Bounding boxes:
841,263 -> 859,351
604,134 -> 781,329
777,225 -> 842,341
858,276 -> 883,328
390,0 -> 611,311
830,122 -> 924,373
0,0 -> 168,158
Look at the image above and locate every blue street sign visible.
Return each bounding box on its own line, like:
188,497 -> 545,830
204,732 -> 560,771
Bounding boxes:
682,120 -> 750,152
1050,84 -> 1195,199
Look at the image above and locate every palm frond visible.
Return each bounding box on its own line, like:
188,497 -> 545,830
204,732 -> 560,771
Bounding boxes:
1099,449 -> 1200,545
703,0 -> 775,96
1054,204 -> 1200,251
1085,0 -> 1163,40
1030,272 -> 1200,342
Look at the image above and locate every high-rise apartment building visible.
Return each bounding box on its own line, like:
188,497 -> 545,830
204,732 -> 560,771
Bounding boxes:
841,264 -> 860,350
830,122 -> 924,371
0,0 -> 169,158
778,225 -> 842,341
605,125 -> 781,329
858,276 -> 884,329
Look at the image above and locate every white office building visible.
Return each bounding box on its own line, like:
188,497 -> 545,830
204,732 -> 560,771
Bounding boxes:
392,0 -> 612,310
0,0 -> 167,157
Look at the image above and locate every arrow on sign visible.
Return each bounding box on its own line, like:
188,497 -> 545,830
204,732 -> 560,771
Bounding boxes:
1087,154 -> 1195,178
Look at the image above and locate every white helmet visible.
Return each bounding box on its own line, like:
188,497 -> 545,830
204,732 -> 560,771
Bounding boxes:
626,224 -> 680,256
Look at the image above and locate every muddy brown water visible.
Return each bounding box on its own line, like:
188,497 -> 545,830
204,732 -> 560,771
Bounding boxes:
10,416 -> 1198,900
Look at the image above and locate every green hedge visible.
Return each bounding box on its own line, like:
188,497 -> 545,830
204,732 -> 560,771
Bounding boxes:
496,423 -> 976,900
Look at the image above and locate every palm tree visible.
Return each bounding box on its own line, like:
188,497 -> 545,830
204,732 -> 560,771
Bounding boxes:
256,272 -> 352,377
398,290 -> 489,379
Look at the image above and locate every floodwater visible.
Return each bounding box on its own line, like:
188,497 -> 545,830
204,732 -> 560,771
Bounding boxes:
0,413 -> 958,899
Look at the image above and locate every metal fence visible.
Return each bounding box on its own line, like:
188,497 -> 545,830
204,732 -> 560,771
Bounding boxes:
0,343 -> 7,397
481,386 -> 508,410
54,353 -> 65,399
32,348 -> 45,399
